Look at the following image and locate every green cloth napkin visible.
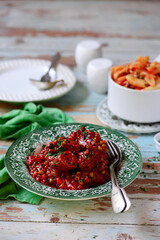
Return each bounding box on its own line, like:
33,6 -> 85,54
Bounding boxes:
0,102 -> 74,140
0,103 -> 75,204
0,155 -> 42,204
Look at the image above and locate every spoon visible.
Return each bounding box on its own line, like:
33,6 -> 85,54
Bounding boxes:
30,53 -> 64,90
30,78 -> 65,91
154,54 -> 160,63
107,140 -> 131,213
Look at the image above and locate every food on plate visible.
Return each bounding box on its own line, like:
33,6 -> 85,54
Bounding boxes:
111,56 -> 160,90
26,126 -> 110,190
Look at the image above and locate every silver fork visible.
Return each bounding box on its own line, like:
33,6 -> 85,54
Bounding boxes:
107,140 -> 131,213
29,53 -> 64,90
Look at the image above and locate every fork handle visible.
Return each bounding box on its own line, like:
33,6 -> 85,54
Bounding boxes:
110,167 -> 131,213
49,52 -> 61,71
111,185 -> 131,213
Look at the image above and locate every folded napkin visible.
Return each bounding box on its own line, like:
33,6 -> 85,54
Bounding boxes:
0,155 -> 42,204
0,102 -> 74,140
0,103 -> 75,204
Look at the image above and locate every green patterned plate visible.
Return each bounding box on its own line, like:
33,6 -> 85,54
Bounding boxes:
5,123 -> 142,200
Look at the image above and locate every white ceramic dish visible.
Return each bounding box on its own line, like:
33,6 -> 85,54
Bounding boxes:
0,59 -> 76,103
154,132 -> 160,151
96,97 -> 160,134
108,73 -> 160,123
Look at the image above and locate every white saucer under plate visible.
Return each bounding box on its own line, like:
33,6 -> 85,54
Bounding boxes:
0,59 -> 76,103
96,97 -> 160,134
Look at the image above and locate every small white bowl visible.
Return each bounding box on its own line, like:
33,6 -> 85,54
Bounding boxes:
87,58 -> 113,93
108,73 -> 160,123
154,132 -> 160,151
75,40 -> 102,72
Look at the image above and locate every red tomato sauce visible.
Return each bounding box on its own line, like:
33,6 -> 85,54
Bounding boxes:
26,127 -> 110,190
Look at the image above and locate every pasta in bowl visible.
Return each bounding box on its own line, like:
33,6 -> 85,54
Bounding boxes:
111,56 -> 160,91
108,56 -> 160,123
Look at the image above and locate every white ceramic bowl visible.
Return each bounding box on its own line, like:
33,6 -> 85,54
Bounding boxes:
108,73 -> 160,123
154,132 -> 160,151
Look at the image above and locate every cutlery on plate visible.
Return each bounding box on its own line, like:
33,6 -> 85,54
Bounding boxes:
30,52 -> 65,90
107,140 -> 131,213
29,78 -> 65,90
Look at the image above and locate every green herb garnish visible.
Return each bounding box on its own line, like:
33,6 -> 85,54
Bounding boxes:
80,179 -> 85,182
58,147 -> 64,154
140,187 -> 147,192
51,147 -> 65,157
47,152 -> 52,156
57,140 -> 63,147
83,131 -> 88,140
86,152 -> 91,158
93,235 -> 98,239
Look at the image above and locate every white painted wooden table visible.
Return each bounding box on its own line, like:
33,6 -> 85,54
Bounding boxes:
0,1 -> 160,239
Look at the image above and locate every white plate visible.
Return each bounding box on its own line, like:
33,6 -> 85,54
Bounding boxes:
96,97 -> 160,134
0,59 -> 76,103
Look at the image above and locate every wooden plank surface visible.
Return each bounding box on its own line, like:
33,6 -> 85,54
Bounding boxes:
0,0 -> 160,239
0,196 -> 159,224
0,0 -> 160,63
1,222 -> 160,240
0,1 -> 160,38
1,221 -> 160,240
